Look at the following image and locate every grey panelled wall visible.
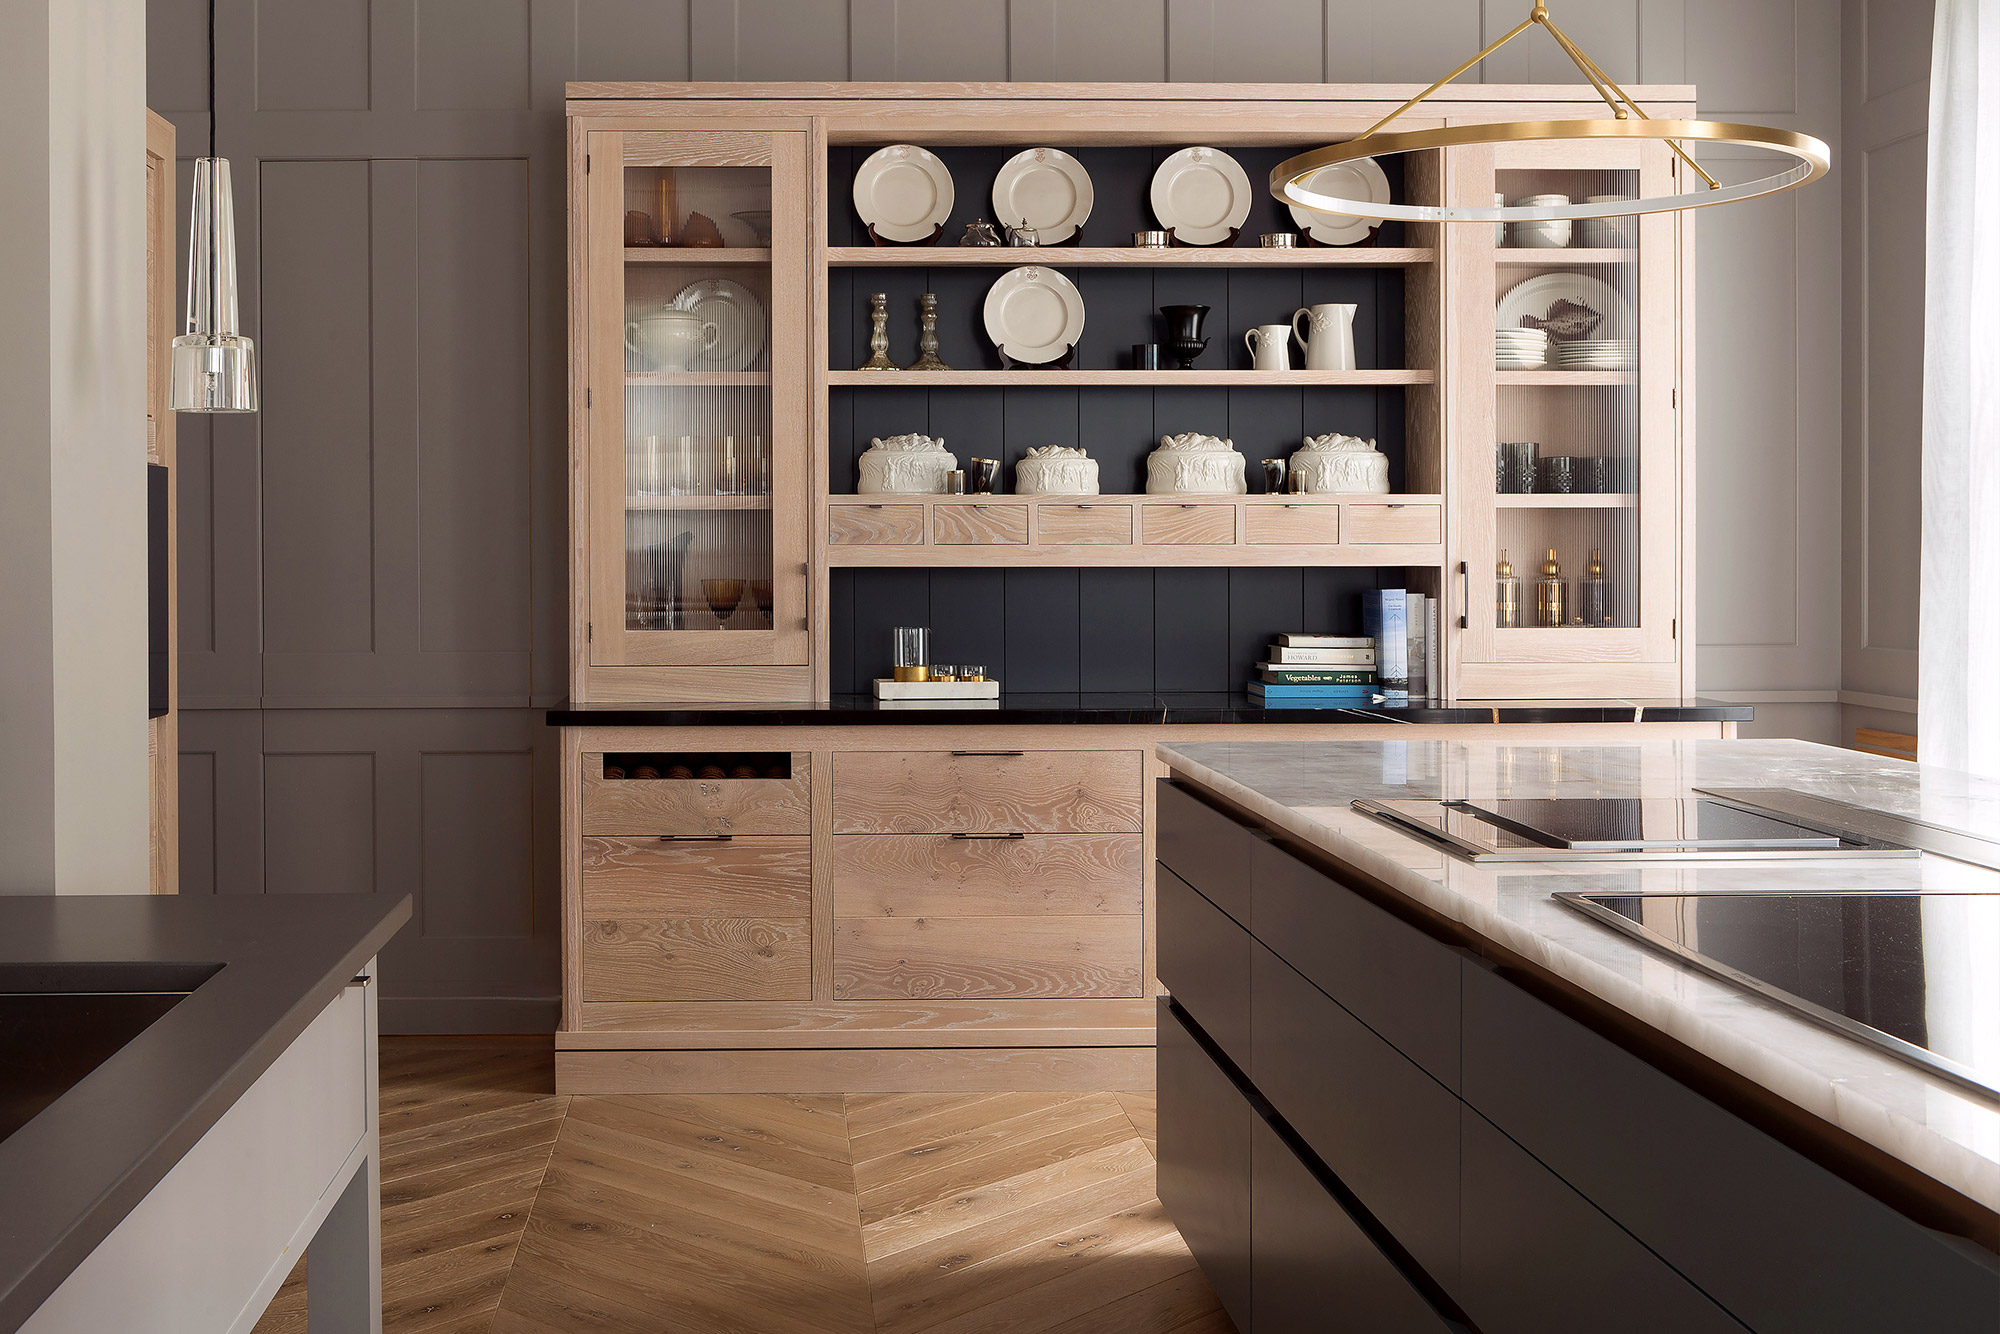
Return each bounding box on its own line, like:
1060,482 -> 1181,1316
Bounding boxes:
146,0 -> 1845,1031
1840,0 -> 1928,744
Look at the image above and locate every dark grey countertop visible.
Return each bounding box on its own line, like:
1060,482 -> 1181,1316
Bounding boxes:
547,692 -> 1752,728
0,894 -> 411,1332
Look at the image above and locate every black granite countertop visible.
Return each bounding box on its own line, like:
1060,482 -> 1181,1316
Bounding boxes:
0,894 -> 410,1332
547,693 -> 1752,728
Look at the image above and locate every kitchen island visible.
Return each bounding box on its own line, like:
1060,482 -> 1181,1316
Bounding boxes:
0,893 -> 410,1334
1153,736 -> 1999,1334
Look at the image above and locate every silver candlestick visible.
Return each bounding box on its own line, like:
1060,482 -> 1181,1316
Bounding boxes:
910,292 -> 951,371
859,292 -> 896,370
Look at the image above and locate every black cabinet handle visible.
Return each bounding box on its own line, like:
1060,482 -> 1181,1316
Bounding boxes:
951,832 -> 1027,840
657,834 -> 734,842
950,749 -> 1025,757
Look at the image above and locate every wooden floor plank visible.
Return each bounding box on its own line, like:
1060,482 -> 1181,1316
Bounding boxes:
251,1039 -> 1235,1334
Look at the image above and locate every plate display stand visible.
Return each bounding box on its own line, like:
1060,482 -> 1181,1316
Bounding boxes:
1168,225 -> 1241,248
866,221 -> 945,247
1304,226 -> 1381,248
999,343 -> 1076,370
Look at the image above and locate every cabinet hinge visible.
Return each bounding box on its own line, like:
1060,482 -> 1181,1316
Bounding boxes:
587,388 -> 592,408
585,154 -> 591,174
1671,619 -> 1677,640
1671,387 -> 1677,408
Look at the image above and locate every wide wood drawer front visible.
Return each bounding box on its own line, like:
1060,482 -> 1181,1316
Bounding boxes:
581,835 -> 810,917
1142,503 -> 1236,545
1344,503 -> 1442,544
831,751 -> 1143,833
829,503 -> 925,545
581,917 -> 810,1002
1036,503 -> 1132,545
832,916 -> 1143,999
831,834 -> 1141,917
581,754 -> 809,835
931,503 -> 1028,544
1244,503 -> 1339,545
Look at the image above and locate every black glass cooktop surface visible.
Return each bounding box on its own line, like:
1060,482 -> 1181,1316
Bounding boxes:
1558,891 -> 2000,1099
1456,797 -> 1842,850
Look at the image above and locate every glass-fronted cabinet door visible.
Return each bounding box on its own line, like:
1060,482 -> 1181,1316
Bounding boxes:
1450,138 -> 1681,697
584,129 -> 809,667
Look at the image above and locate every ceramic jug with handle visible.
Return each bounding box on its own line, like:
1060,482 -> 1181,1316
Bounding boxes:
1244,324 -> 1293,371
625,309 -> 720,372
1292,302 -> 1358,371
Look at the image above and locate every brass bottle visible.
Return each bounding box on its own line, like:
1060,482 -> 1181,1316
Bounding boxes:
1495,550 -> 1522,628
1577,548 -> 1612,626
1534,548 -> 1567,628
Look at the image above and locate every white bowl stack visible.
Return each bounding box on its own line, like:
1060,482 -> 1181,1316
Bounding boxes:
1496,327 -> 1549,370
1507,194 -> 1571,248
1579,195 -> 1635,249
1549,338 -> 1635,371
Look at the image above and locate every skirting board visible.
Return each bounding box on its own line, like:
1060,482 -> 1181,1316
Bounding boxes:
380,996 -> 560,1035
555,1046 -> 1156,1094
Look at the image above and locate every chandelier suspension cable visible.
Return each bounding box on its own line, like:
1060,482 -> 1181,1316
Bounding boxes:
1533,9 -> 1722,189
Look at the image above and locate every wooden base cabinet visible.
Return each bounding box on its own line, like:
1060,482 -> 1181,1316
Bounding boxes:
1154,782 -> 2000,1334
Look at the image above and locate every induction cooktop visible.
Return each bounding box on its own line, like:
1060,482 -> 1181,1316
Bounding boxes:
1556,890 -> 2000,1099
1352,794 -> 1916,862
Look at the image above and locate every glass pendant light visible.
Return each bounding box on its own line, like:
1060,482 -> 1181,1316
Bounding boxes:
171,158 -> 258,413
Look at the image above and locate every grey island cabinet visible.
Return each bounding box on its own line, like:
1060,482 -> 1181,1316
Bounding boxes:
1152,738 -> 2000,1334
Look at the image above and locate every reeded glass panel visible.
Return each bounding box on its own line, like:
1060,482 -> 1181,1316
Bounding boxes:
621,164 -> 775,634
1492,165 -> 1641,630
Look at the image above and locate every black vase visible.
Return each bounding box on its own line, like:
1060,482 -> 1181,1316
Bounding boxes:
1160,304 -> 1210,370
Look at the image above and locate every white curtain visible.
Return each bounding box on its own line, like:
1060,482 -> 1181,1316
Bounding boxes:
1920,0 -> 2000,778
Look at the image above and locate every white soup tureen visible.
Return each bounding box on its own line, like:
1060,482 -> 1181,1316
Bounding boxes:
1015,446 -> 1099,495
1146,432 -> 1246,495
858,434 -> 958,494
1288,433 -> 1390,494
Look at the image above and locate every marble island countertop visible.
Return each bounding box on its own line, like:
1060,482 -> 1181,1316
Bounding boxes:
1155,736 -> 2000,1218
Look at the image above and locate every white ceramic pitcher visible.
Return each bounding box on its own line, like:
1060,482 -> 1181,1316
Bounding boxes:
625,309 -> 720,371
1243,323 -> 1293,371
1292,303 -> 1357,371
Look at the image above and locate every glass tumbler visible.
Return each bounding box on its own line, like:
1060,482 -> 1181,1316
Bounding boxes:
1497,441 -> 1538,494
892,627 -> 931,682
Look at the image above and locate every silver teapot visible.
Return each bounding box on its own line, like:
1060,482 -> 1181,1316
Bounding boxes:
1005,219 -> 1041,247
958,218 -> 1003,247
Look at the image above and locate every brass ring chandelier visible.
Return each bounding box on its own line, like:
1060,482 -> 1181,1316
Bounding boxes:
1272,3 -> 1830,223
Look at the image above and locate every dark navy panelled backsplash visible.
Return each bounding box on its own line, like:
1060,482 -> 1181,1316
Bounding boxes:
829,146 -> 1411,495
829,567 -> 1412,693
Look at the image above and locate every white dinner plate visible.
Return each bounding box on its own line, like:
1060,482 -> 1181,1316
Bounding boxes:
1149,147 -> 1253,245
982,266 -> 1085,363
1285,155 -> 1391,246
672,278 -> 766,372
853,144 -> 954,243
1496,272 -> 1633,343
992,148 -> 1094,244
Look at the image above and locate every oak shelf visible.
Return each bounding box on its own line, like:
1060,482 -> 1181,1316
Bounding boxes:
626,371 -> 772,386
1495,492 -> 1638,509
625,247 -> 771,263
828,368 -> 1433,387
827,246 -> 1434,267
1495,369 -> 1635,386
625,494 -> 774,511
1495,248 -> 1637,265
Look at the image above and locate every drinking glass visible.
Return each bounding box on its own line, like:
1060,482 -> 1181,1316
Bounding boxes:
893,627 -> 931,682
701,578 -> 745,628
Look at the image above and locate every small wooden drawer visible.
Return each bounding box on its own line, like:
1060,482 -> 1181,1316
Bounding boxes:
581,835 -> 810,918
829,503 -> 925,545
931,502 -> 1029,545
831,750 -> 1143,834
831,833 -> 1142,917
581,917 -> 810,1002
832,915 -> 1143,999
581,754 -> 810,835
1143,503 -> 1237,545
1344,502 -> 1442,544
1036,503 -> 1133,545
1245,502 -> 1340,545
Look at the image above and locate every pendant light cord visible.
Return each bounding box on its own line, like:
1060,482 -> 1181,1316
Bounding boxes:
207,0 -> 216,157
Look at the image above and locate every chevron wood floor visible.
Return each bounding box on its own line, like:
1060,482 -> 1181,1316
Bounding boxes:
252,1038 -> 1229,1334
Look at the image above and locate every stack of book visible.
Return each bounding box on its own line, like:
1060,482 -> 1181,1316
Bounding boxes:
1248,635 -> 1378,706
1359,588 -> 1439,703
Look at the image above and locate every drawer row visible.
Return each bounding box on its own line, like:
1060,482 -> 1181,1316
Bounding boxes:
579,831 -> 1146,1003
829,498 -> 1442,549
582,749 -> 1144,836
